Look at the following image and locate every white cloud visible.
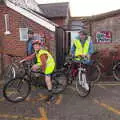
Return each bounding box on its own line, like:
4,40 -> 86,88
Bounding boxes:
70,0 -> 120,16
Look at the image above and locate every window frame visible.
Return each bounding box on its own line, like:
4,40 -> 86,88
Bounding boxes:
19,28 -> 28,41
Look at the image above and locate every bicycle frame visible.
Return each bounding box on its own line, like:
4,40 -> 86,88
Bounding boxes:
63,60 -> 78,82
63,56 -> 91,95
78,63 -> 89,90
63,56 -> 87,83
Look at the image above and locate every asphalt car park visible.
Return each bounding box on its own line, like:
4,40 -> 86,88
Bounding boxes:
0,76 -> 120,120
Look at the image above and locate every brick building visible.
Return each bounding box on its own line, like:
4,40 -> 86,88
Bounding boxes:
1,0 -> 120,77
89,10 -> 120,50
0,0 -> 70,76
66,12 -> 120,74
89,10 -> 120,73
38,2 -> 70,26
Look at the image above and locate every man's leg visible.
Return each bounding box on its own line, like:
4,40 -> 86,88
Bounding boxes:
45,75 -> 55,102
31,64 -> 39,71
45,75 -> 52,90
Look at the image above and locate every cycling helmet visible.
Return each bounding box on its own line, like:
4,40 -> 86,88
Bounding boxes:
32,40 -> 41,45
78,30 -> 88,36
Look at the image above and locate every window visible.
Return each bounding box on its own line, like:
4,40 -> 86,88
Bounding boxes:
4,14 -> 11,35
19,28 -> 28,41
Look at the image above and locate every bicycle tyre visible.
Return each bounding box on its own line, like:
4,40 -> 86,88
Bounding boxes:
113,62 -> 120,81
76,73 -> 91,97
52,71 -> 67,94
87,63 -> 101,83
3,78 -> 31,103
4,64 -> 17,82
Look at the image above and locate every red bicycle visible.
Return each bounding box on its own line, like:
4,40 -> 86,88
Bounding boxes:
63,55 -> 101,97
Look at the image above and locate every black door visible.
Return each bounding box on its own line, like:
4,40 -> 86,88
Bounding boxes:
55,27 -> 66,69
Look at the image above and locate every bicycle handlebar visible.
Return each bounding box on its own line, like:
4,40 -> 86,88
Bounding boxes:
66,55 -> 88,62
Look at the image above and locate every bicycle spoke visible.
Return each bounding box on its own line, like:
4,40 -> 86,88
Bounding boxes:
3,78 -> 31,103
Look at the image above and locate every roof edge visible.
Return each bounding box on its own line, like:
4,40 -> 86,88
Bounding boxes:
5,0 -> 59,32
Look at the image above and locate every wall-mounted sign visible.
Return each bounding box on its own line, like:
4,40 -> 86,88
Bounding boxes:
96,31 -> 112,43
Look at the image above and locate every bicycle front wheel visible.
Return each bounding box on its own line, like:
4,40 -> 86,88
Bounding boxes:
4,64 -> 16,82
76,73 -> 91,97
3,78 -> 31,103
113,62 -> 120,81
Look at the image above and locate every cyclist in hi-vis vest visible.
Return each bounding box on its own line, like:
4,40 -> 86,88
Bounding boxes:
71,30 -> 94,64
22,40 -> 56,102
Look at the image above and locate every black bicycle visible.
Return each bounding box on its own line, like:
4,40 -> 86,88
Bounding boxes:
112,61 -> 120,81
3,59 -> 67,103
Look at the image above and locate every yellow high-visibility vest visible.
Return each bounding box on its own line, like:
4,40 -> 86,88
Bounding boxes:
73,38 -> 90,59
36,49 -> 55,74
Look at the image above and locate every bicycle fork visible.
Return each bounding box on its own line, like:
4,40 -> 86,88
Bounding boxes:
78,67 -> 89,91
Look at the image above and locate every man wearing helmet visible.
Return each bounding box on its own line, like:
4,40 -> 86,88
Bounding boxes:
71,30 -> 94,63
71,30 -> 94,89
22,40 -> 56,102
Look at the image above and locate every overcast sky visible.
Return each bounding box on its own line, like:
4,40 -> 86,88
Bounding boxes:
35,0 -> 120,17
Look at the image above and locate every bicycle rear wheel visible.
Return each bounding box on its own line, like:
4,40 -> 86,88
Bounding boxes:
113,62 -> 120,81
76,73 -> 91,97
52,71 -> 67,94
3,78 -> 31,103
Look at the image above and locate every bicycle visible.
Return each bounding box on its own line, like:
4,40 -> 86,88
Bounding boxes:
92,51 -> 120,81
62,55 -> 101,97
64,54 -> 101,83
3,54 -> 23,82
3,59 -> 67,103
113,62 -> 120,81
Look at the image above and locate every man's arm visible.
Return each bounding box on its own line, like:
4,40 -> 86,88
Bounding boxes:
23,53 -> 36,61
88,40 -> 94,56
70,44 -> 76,56
40,54 -> 48,72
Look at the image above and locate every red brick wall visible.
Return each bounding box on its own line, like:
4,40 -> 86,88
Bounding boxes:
0,4 -> 56,69
91,14 -> 120,59
90,15 -> 120,74
0,4 -> 5,49
91,14 -> 120,47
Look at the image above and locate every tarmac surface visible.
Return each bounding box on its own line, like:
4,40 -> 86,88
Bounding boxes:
0,76 -> 120,120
